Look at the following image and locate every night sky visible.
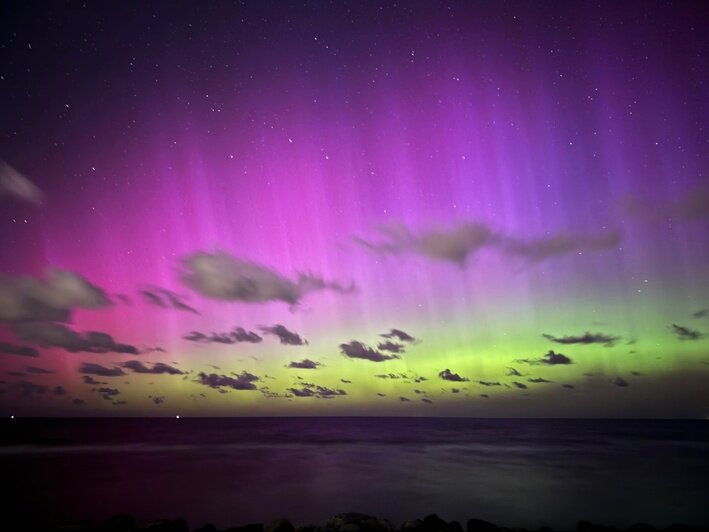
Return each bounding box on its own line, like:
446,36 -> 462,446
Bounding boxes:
1,1 -> 708,417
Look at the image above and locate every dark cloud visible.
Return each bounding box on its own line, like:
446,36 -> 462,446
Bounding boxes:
516,350 -> 573,365
314,386 -> 347,398
399,396 -> 411,402
197,371 -> 259,390
288,358 -> 321,369
354,221 -> 493,266
421,398 -> 433,404
438,368 -> 469,382
218,333 -> 246,347
233,327 -> 263,343
501,230 -> 621,261
122,360 -> 183,375
512,381 -> 528,389
13,322 -> 138,354
286,380 -> 346,398
356,221 -> 621,267
624,181 -> 709,221
542,331 -> 620,347
25,366 -> 54,374
506,367 -> 522,377
612,377 -> 629,387
79,362 -> 126,377
670,324 -> 703,341
375,372 -> 410,379
562,384 -> 575,389
112,400 -> 127,406
289,387 -> 315,397
115,294 -> 132,305
542,351 -> 573,365
480,394 -> 489,398
477,381 -> 502,387
141,287 -> 199,314
376,392 -> 386,397
0,161 -> 43,204
340,341 -> 400,362
260,324 -> 308,346
340,379 -> 352,384
96,387 -> 120,400
180,251 -> 354,306
73,398 -> 85,405
450,388 -> 461,394
53,385 -> 67,395
141,346 -> 166,354
528,377 -> 553,384
183,331 -> 208,342
18,381 -> 49,397
0,270 -> 111,323
141,289 -> 165,308
0,341 -> 39,357
150,395 -> 165,404
377,341 -> 406,353
672,182 -> 709,219
631,371 -> 643,377
184,326 -> 263,345
693,309 -> 708,319
380,328 -> 417,343
19,381 -> 49,396
259,388 -> 293,399
82,375 -> 106,385
159,289 -> 199,315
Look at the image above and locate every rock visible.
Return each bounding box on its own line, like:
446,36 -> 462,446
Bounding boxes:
401,520 -> 424,532
297,525 -> 323,532
327,514 -> 393,532
423,515 -> 447,532
138,519 -> 189,532
222,526 -> 264,532
359,519 -> 393,532
57,521 -> 92,532
195,525 -> 217,532
576,522 -> 618,532
577,522 -> 595,532
445,522 -> 464,532
467,519 -> 499,532
265,519 -> 296,532
664,525 -> 692,532
96,514 -> 138,532
627,524 -> 656,532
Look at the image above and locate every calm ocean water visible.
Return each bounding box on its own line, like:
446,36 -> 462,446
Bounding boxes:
1,418 -> 708,530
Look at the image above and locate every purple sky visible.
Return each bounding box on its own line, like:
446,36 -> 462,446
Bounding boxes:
0,1 -> 708,417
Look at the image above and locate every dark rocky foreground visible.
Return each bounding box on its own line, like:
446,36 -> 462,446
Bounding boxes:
51,513 -> 709,532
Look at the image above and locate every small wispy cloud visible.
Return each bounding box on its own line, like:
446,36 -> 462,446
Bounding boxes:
670,324 -> 703,341
438,368 -> 469,382
542,331 -> 620,347
0,161 -> 42,204
340,340 -> 400,362
516,350 -> 573,365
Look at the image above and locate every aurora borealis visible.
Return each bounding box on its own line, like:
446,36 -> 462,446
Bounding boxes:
1,1 -> 708,417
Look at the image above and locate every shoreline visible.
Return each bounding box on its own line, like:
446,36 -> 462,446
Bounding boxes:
48,513 -> 707,532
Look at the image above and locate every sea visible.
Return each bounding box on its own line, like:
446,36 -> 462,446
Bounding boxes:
1,418 -> 708,531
